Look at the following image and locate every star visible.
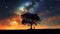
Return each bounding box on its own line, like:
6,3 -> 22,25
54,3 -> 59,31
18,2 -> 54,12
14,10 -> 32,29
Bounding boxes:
5,6 -> 8,8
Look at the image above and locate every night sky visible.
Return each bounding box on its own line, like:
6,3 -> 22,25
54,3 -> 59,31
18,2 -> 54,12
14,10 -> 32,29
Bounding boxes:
0,0 -> 22,19
0,0 -> 60,29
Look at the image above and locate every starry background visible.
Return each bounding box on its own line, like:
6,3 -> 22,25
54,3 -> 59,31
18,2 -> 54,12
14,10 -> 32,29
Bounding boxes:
0,0 -> 60,29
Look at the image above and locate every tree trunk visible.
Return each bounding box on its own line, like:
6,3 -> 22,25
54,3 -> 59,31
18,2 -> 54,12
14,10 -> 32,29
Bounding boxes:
30,24 -> 32,29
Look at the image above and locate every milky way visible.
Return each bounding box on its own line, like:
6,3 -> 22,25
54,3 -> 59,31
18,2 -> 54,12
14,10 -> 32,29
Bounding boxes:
0,0 -> 60,29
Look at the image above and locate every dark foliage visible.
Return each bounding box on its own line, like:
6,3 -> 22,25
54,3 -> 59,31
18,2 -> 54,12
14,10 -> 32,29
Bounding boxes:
21,13 -> 41,29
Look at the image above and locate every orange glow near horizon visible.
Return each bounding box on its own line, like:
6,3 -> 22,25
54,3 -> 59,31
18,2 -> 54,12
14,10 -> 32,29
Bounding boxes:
0,14 -> 60,30
0,14 -> 30,30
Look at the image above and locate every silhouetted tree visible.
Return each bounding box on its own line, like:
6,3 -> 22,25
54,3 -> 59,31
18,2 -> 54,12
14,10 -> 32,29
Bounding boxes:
21,0 -> 41,29
21,13 -> 41,29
